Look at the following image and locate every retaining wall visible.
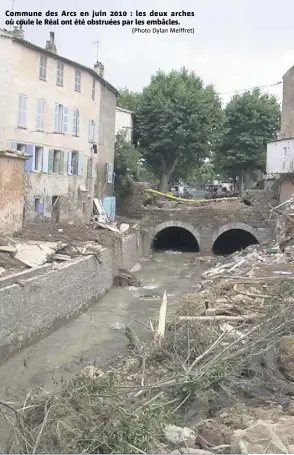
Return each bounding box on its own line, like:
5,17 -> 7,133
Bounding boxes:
0,232 -> 147,363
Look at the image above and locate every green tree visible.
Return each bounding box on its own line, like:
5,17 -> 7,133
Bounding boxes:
114,130 -> 142,196
117,88 -> 141,146
135,68 -> 225,191
117,87 -> 141,112
213,89 -> 281,192
190,162 -> 217,185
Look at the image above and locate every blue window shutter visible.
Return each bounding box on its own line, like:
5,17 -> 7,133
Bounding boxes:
88,120 -> 91,142
78,151 -> 83,176
11,142 -> 17,151
107,163 -> 113,184
72,109 -> 77,135
77,110 -> 80,136
48,149 -> 54,173
24,144 -> 35,172
67,151 -> 73,175
93,122 -> 96,142
111,197 -> 116,221
54,103 -> 59,132
62,106 -> 68,133
59,150 -> 65,174
43,148 -> 49,172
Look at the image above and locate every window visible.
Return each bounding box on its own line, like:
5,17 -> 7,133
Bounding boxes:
92,78 -> 95,101
56,61 -> 64,86
106,162 -> 113,184
34,197 -> 44,214
48,149 -> 65,174
74,69 -> 81,92
72,109 -> 80,136
54,103 -> 68,133
71,151 -> 79,174
88,120 -> 96,143
36,99 -> 45,131
283,146 -> 289,158
16,143 -> 26,152
67,151 -> 82,176
17,94 -> 27,128
34,146 -> 43,171
39,54 -> 47,80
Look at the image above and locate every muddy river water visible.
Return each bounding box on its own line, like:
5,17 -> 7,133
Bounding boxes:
0,251 -> 208,442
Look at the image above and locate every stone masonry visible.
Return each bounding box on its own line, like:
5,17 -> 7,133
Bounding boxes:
139,201 -> 275,253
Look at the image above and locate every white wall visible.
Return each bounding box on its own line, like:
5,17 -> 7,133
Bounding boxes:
115,107 -> 133,141
267,139 -> 294,174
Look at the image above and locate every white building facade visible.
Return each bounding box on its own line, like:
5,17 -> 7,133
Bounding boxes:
115,107 -> 133,142
267,66 -> 294,203
0,28 -> 118,223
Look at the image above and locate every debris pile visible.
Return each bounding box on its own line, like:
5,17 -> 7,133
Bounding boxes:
269,196 -> 294,249
92,197 -> 131,234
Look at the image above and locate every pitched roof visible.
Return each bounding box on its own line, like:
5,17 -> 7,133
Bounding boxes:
0,29 -> 119,97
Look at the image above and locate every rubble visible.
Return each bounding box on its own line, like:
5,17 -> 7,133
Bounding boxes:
6,241 -> 67,268
164,425 -> 196,447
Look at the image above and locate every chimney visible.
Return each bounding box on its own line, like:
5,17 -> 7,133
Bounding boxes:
11,25 -> 24,40
45,31 -> 57,54
94,61 -> 104,78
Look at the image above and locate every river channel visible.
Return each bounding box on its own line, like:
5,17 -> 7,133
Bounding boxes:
0,251 -> 209,405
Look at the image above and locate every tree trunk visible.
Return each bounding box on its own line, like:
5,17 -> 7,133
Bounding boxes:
159,156 -> 180,192
239,170 -> 249,195
159,173 -> 170,192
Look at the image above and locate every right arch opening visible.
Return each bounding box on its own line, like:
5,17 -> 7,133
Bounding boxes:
212,229 -> 259,255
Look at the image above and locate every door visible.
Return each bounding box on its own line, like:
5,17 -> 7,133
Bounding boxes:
52,196 -> 60,223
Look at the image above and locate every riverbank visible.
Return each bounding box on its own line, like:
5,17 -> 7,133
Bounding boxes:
2,245 -> 294,454
0,222 -> 150,363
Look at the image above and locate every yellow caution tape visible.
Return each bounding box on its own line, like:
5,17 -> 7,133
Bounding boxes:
145,188 -> 239,203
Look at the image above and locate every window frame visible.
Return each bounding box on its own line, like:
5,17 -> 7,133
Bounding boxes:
74,69 -> 81,92
56,61 -> 64,86
39,54 -> 47,81
17,94 -> 27,128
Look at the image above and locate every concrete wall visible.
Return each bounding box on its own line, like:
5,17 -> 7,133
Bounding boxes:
115,107 -> 133,141
95,84 -> 117,199
0,231 -> 147,363
0,152 -> 26,234
281,66 -> 294,139
0,30 -> 118,223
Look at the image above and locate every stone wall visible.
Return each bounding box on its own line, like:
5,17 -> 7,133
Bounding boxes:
139,202 -> 275,253
117,181 -> 150,217
0,231 -> 147,363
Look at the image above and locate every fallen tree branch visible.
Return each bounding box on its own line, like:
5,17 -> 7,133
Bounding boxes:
179,314 -> 259,322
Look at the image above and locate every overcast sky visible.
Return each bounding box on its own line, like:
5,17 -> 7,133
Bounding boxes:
1,0 -> 294,104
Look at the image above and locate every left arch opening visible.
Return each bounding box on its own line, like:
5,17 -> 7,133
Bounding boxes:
212,229 -> 259,255
152,227 -> 200,252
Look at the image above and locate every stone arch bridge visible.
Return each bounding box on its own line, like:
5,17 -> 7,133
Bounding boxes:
138,202 -> 275,253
